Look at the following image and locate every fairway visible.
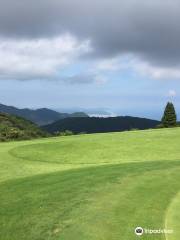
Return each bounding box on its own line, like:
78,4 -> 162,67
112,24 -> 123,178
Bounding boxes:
0,128 -> 180,240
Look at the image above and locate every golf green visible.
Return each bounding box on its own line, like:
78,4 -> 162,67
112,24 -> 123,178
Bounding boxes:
0,128 -> 180,239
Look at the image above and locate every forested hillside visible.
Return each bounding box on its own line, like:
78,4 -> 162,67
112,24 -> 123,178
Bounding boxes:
43,116 -> 160,134
0,113 -> 48,141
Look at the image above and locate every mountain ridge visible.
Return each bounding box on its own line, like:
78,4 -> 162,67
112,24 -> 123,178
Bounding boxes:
0,103 -> 88,126
42,116 -> 160,134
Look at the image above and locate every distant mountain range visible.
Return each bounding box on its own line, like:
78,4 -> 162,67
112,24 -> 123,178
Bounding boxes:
0,103 -> 88,126
42,116 -> 160,134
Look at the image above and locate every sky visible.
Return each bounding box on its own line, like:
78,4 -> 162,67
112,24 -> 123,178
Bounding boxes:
0,0 -> 180,120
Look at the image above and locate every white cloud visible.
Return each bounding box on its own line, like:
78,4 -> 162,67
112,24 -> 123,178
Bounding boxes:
95,58 -> 121,71
168,89 -> 176,97
0,34 -> 91,80
97,55 -> 180,80
87,56 -> 130,84
2,32 -> 180,84
89,54 -> 180,82
131,59 -> 180,80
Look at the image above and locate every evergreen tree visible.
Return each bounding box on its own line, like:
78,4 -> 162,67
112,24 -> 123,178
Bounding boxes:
161,102 -> 177,127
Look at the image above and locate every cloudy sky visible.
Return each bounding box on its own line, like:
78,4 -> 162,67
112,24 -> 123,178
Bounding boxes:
0,0 -> 180,119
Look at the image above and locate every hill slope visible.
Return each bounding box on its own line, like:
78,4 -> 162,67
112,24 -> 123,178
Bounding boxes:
0,112 -> 47,141
0,103 -> 88,126
42,116 -> 160,134
0,128 -> 180,240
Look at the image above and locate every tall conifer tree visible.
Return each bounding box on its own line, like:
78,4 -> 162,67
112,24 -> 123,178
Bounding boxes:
161,102 -> 177,127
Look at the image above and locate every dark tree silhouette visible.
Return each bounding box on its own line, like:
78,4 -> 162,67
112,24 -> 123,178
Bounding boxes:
161,102 -> 177,127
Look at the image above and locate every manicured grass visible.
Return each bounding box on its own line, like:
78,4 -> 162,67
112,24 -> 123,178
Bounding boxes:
166,192 -> 180,240
0,128 -> 180,239
10,129 -> 180,164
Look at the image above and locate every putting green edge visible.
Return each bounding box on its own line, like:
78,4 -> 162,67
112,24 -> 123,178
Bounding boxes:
165,191 -> 180,240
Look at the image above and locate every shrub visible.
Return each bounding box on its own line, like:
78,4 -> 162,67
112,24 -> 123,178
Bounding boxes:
55,130 -> 74,136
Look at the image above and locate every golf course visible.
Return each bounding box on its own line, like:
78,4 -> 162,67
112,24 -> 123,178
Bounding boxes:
0,128 -> 180,240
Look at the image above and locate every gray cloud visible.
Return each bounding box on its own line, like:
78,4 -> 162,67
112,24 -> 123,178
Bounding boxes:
61,74 -> 95,84
61,73 -> 107,85
1,0 -> 180,69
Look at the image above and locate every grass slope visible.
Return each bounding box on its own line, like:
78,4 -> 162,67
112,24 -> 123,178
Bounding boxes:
166,192 -> 180,240
0,128 -> 180,240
